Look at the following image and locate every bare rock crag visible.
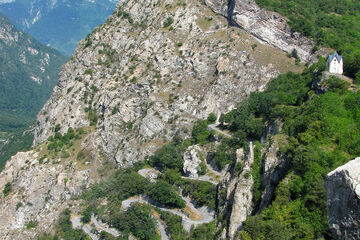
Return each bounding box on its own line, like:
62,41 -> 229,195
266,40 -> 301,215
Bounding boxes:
326,157 -> 360,240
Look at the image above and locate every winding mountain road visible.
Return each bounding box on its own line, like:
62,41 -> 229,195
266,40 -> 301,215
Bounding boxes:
121,195 -> 215,232
208,124 -> 232,138
72,167 -> 218,240
155,217 -> 170,240
71,217 -> 99,240
91,215 -> 121,237
181,175 -> 218,185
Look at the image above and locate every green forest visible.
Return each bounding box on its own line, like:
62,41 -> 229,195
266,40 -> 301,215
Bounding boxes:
219,60 -> 359,239
255,0 -> 360,81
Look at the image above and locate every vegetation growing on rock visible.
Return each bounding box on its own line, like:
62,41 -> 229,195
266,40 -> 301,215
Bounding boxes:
256,0 -> 360,80
220,60 -> 360,238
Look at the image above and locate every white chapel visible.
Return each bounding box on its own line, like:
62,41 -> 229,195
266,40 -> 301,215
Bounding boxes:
326,52 -> 343,75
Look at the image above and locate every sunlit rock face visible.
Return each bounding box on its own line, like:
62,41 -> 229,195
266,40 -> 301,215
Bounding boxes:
326,157 -> 360,240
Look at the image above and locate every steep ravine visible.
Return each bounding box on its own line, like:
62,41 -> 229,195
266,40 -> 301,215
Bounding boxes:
227,0 -> 236,26
0,0 -> 328,239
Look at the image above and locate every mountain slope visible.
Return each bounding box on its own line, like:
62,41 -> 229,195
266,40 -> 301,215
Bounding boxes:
0,0 -> 332,239
33,0 -> 312,166
0,0 -> 117,55
0,13 -> 66,169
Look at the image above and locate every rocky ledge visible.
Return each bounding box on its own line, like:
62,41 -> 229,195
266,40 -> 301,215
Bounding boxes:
326,157 -> 360,240
202,0 -> 329,62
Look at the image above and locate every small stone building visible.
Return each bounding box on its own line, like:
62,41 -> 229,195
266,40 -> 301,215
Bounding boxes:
327,52 -> 343,75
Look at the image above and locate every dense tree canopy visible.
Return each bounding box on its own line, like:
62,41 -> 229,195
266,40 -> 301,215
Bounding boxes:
221,60 -> 360,238
256,0 -> 360,80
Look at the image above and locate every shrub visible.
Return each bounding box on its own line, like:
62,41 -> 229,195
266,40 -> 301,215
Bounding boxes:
163,17 -> 174,28
326,76 -> 350,91
26,220 -> 38,229
82,170 -> 148,202
210,142 -> 234,170
234,161 -> 243,177
192,120 -> 210,145
189,221 -> 216,240
149,141 -> 189,171
3,182 -> 11,196
354,71 -> 360,85
145,180 -> 185,209
159,169 -> 183,185
87,108 -> 98,126
207,113 -> 217,124
109,204 -> 158,240
76,150 -> 86,161
84,69 -> 93,76
61,150 -> 70,159
199,161 -> 207,175
181,179 -> 217,209
16,201 -> 23,210
84,38 -> 92,49
127,122 -> 133,130
159,210 -> 187,240
81,206 -> 94,223
55,124 -> 61,132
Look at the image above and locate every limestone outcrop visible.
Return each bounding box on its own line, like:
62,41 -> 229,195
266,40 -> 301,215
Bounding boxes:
216,142 -> 254,239
202,0 -> 329,62
0,150 -> 96,240
183,145 -> 203,178
227,143 -> 254,239
258,122 -> 289,212
325,157 -> 360,240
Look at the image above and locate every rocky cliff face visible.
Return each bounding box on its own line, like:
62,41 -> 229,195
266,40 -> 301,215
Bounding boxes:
0,0 -> 324,238
214,142 -> 254,240
227,143 -> 254,239
0,130 -> 101,239
257,121 -> 289,212
33,0 -> 303,167
0,151 -> 90,239
202,0 -> 329,62
183,145 -> 204,178
326,157 -> 360,240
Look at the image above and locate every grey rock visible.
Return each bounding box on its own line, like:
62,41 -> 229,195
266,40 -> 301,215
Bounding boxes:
216,142 -> 255,240
183,145 -> 203,178
202,0 -> 330,62
0,151 -> 93,239
228,142 -> 254,239
326,157 -> 360,240
258,134 -> 289,212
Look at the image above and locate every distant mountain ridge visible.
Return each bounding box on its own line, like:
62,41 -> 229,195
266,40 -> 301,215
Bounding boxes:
0,13 -> 66,169
0,0 -> 117,55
